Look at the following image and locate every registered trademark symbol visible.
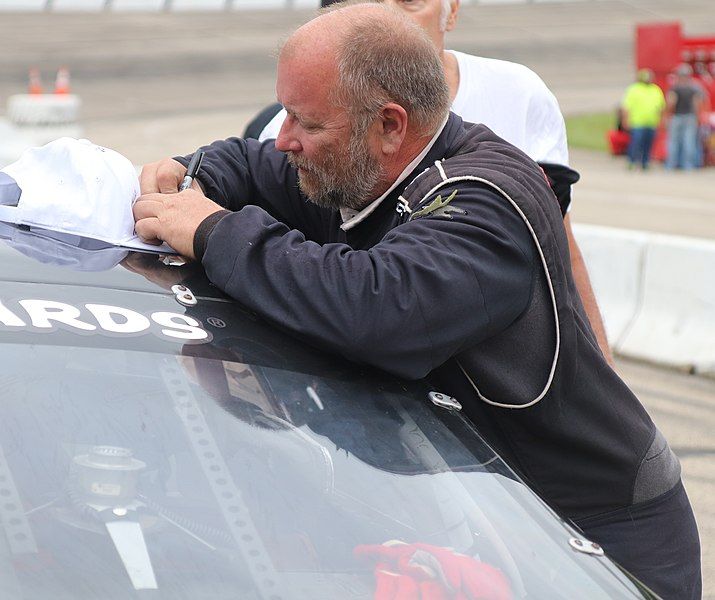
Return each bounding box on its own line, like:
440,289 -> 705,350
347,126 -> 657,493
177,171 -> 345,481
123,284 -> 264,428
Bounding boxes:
206,317 -> 226,328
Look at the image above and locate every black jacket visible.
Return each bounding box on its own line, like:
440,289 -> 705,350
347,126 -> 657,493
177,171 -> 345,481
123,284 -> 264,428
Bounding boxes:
180,113 -> 679,519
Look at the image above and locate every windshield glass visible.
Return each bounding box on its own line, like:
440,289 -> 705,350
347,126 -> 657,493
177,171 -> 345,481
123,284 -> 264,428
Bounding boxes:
0,341 -> 651,599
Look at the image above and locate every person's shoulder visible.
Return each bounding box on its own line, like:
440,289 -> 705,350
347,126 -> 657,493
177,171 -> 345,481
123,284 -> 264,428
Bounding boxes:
692,81 -> 707,95
623,82 -> 642,98
650,83 -> 667,98
448,50 -> 567,165
450,50 -> 547,86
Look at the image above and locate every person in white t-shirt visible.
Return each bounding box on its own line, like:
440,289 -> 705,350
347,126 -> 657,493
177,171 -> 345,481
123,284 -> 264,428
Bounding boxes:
246,0 -> 613,364
449,50 -> 568,166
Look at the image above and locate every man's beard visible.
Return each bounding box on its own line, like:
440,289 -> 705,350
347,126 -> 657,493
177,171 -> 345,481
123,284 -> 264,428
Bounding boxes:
287,128 -> 384,211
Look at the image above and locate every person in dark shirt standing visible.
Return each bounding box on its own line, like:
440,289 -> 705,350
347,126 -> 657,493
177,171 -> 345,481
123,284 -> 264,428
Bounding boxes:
666,63 -> 704,170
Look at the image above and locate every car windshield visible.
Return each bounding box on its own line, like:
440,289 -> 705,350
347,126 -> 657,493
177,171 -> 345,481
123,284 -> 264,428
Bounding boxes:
0,338 -> 652,599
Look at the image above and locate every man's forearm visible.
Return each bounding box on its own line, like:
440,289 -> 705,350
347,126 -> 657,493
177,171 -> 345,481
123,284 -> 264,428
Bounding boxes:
201,186 -> 536,380
564,215 -> 615,366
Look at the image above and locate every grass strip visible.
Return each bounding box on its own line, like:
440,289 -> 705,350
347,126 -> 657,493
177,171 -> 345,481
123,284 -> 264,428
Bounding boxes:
565,111 -> 616,153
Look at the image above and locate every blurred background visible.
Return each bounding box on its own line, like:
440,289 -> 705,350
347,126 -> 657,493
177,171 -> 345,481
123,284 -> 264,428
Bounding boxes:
0,0 -> 713,596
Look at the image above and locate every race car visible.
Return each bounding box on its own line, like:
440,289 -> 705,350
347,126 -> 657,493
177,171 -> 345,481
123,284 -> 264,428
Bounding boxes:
0,224 -> 658,599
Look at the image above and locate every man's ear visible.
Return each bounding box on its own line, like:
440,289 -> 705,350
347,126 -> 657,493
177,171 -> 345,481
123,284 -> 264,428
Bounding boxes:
445,0 -> 460,32
378,103 -> 409,156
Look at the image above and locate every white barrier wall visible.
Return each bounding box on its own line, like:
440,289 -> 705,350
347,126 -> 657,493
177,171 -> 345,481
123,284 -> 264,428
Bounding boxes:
575,225 -> 648,346
574,224 -> 715,377
0,0 -> 317,9
0,0 -> 591,10
0,0 -> 45,8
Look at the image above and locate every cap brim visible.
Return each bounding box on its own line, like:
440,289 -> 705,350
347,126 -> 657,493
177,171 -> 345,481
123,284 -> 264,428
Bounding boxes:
0,205 -> 178,255
0,222 -> 130,272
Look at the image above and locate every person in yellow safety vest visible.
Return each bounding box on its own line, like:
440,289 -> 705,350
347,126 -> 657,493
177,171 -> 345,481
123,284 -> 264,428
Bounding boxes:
621,68 -> 666,170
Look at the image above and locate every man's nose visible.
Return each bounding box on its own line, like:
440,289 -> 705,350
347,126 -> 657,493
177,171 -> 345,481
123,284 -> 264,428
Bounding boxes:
275,119 -> 302,154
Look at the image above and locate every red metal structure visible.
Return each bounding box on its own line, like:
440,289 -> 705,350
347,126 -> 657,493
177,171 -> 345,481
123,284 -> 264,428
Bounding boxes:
609,22 -> 715,166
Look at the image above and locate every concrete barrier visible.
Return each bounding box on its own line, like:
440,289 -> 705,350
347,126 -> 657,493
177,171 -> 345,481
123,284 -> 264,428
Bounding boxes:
574,223 -> 715,377
0,0 -> 592,11
619,235 -> 715,376
112,0 -> 163,10
0,0 -> 307,9
51,0 -> 105,10
0,0 -> 45,9
573,224 -> 648,346
170,0 -> 227,10
7,95 -> 81,127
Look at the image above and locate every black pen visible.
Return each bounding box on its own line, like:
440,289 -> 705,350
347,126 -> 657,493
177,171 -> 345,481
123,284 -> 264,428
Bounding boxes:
179,150 -> 205,192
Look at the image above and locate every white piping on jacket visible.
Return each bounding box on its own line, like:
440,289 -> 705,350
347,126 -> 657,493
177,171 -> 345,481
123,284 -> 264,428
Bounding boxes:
414,175 -> 560,409
435,160 -> 448,181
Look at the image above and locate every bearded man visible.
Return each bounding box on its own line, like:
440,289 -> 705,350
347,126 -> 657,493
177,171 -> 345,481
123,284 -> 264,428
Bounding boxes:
250,0 -> 613,365
134,3 -> 700,598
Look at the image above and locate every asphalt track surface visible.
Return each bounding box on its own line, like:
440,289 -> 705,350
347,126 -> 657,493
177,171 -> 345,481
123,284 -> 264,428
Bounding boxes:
0,1 -> 713,595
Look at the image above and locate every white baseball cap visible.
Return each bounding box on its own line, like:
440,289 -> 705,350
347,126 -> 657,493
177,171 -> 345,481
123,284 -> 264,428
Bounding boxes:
0,221 -> 130,272
0,138 -> 173,253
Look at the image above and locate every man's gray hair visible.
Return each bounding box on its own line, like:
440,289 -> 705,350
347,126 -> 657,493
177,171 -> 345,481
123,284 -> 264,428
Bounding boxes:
325,3 -> 451,136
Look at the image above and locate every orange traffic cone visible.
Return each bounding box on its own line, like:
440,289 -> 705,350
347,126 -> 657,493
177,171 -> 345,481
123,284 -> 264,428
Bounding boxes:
28,67 -> 43,95
54,67 -> 70,95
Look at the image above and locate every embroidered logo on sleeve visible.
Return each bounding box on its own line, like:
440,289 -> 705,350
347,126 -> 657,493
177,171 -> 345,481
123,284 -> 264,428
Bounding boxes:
409,190 -> 466,221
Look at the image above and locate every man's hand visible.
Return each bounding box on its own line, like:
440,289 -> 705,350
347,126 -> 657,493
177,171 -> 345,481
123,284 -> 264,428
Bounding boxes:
140,158 -> 188,194
140,157 -> 204,195
133,188 -> 223,259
